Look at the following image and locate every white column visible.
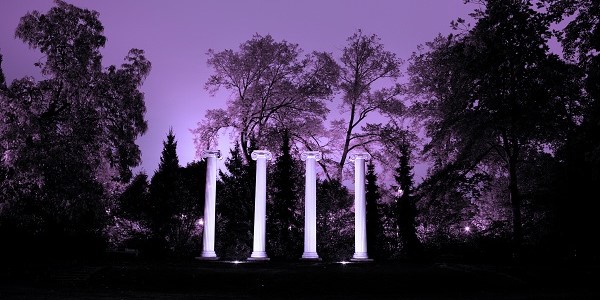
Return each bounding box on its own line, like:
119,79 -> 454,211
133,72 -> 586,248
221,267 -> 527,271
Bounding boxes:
350,153 -> 373,261
249,150 -> 272,261
301,151 -> 321,260
196,150 -> 220,260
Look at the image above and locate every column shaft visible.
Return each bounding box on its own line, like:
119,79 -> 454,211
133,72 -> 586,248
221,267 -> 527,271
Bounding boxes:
198,150 -> 220,260
351,153 -> 372,261
301,151 -> 321,260
249,150 -> 271,261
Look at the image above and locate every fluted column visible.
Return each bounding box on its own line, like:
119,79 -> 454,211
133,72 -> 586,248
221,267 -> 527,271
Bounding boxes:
301,151 -> 321,260
249,150 -> 272,261
350,153 -> 373,261
196,150 -> 220,260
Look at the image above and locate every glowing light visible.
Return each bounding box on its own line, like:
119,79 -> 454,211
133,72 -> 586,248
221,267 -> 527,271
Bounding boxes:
233,260 -> 242,264
464,226 -> 471,232
396,187 -> 404,197
197,218 -> 204,226
339,261 -> 350,265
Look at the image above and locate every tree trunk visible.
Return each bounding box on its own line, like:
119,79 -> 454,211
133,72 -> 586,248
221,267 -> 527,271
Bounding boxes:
508,154 -> 523,260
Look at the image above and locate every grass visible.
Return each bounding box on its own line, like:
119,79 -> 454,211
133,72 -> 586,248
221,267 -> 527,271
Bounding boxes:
1,258 -> 598,299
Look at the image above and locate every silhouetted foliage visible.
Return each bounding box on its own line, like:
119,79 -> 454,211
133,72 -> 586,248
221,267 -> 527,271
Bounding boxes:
0,0 -> 149,260
147,129 -> 181,257
0,53 -> 6,90
108,172 -> 151,252
316,179 -> 353,261
144,129 -> 204,258
118,172 -> 151,223
266,131 -> 304,260
365,161 -> 386,260
393,140 -> 423,260
110,130 -> 204,259
409,0 -> 578,259
546,0 -> 600,262
215,143 -> 255,260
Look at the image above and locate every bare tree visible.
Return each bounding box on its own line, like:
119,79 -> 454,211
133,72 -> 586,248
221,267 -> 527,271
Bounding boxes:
193,34 -> 339,162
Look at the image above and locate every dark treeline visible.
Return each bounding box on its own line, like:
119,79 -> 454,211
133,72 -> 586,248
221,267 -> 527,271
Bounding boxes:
1,0 -> 599,263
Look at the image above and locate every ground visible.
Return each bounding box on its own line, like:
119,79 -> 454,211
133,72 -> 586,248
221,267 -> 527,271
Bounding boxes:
1,259 -> 598,299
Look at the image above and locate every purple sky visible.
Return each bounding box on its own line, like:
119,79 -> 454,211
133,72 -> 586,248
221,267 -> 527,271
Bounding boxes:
1,0 -> 477,177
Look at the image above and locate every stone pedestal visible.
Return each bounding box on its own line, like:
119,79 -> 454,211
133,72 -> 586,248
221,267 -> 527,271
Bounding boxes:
248,150 -> 272,261
350,153 -> 373,262
300,151 -> 322,261
196,150 -> 220,260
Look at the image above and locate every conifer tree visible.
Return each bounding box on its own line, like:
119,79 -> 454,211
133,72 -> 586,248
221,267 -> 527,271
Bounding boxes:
267,130 -> 303,259
0,53 -> 6,90
148,128 -> 181,257
394,142 -> 422,259
317,179 -> 354,261
215,142 -> 255,259
366,161 -> 385,260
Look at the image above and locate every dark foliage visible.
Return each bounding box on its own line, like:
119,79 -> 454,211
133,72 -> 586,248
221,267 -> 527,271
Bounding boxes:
393,141 -> 423,260
0,53 -> 6,89
316,179 -> 354,261
365,161 -> 387,260
0,0 -> 149,261
112,130 -> 205,260
546,0 -> 600,262
215,143 -> 255,260
266,131 -> 304,260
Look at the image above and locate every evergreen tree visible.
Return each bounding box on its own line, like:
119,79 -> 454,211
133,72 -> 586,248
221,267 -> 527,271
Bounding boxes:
267,130 -> 303,259
394,141 -> 422,259
115,135 -> 204,258
118,172 -> 151,223
172,160 -> 206,257
179,160 -> 206,223
215,142 -> 255,260
365,161 -> 385,260
0,53 -> 6,90
316,179 -> 354,261
148,128 -> 181,257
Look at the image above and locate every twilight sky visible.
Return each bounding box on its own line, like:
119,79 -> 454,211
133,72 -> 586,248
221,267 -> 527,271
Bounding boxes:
1,0 -> 477,177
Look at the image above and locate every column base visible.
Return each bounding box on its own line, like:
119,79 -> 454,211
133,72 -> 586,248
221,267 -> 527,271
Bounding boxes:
195,256 -> 219,261
351,252 -> 373,262
301,252 -> 321,261
195,251 -> 219,260
350,257 -> 373,262
248,251 -> 270,261
247,257 -> 270,261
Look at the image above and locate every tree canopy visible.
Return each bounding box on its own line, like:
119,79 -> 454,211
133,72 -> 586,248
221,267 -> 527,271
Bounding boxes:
0,0 -> 150,258
408,0 -> 578,255
193,34 -> 339,162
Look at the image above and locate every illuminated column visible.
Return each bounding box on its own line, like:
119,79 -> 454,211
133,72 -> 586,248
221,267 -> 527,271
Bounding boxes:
350,153 -> 373,261
196,150 -> 220,260
249,150 -> 272,261
301,151 -> 321,260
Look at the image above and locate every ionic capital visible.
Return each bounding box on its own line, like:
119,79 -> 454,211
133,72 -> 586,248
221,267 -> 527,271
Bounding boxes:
301,151 -> 322,162
349,153 -> 371,162
251,150 -> 273,161
201,150 -> 221,160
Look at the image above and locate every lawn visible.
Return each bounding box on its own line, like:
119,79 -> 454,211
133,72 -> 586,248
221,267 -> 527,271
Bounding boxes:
1,259 -> 598,299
